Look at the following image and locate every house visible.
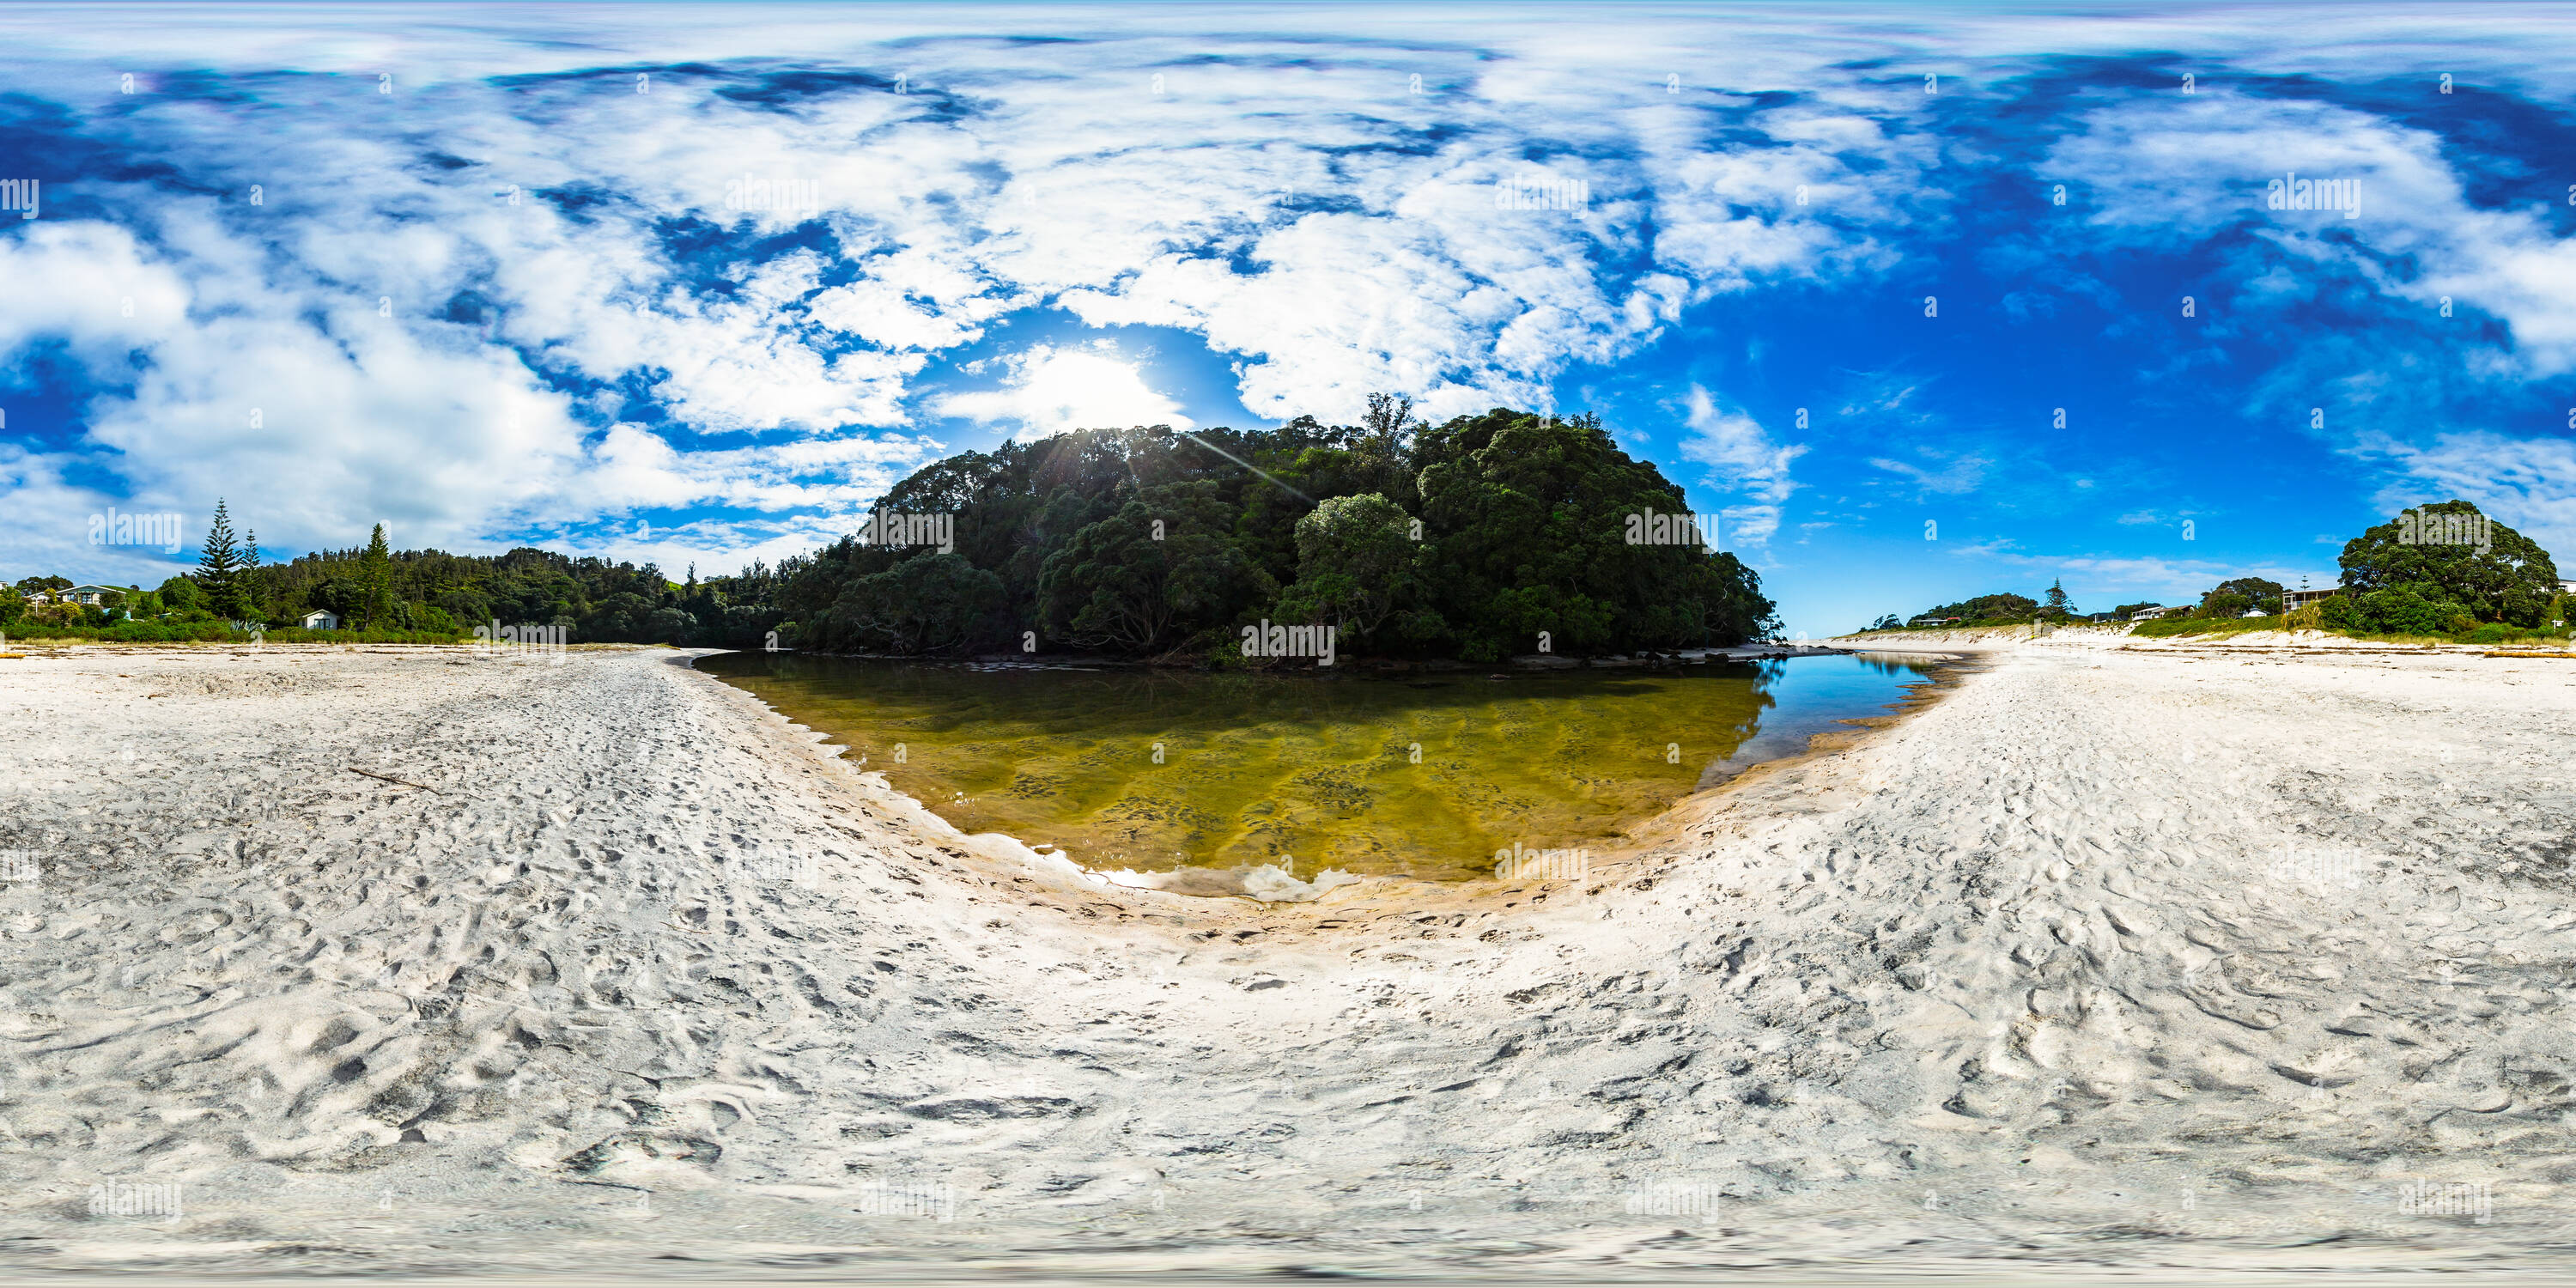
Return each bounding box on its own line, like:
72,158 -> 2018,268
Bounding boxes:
2282,586 -> 2341,612
64,585 -> 125,606
300,610 -> 342,630
2561,579 -> 2575,596
2129,605 -> 2189,621
1906,616 -> 1964,628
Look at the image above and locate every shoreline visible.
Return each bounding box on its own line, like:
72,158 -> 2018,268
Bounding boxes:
690,647 -> 1970,908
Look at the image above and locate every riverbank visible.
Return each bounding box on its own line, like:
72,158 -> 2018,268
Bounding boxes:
3,641 -> 2573,1279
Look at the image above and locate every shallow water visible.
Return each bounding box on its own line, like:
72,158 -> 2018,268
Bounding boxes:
699,651 -> 1946,880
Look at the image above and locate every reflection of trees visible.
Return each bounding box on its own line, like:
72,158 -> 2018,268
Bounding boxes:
1850,653 -> 1942,678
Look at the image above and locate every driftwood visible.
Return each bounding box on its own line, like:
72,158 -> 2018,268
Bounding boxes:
346,766 -> 444,795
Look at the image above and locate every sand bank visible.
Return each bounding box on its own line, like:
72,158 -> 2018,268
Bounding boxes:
2,640 -> 2573,1280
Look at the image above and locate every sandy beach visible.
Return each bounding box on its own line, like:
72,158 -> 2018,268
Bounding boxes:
3,637 -> 2573,1281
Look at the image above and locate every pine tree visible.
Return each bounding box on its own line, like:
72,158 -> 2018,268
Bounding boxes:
240,529 -> 264,623
2044,578 -> 2073,617
358,523 -> 394,629
197,500 -> 244,622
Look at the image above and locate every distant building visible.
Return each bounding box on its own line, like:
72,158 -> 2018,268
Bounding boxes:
300,610 -> 342,630
2282,586 -> 2341,612
64,584 -> 125,606
2129,605 -> 2189,621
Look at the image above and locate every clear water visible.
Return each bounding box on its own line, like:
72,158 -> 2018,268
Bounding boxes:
697,651 -> 1948,881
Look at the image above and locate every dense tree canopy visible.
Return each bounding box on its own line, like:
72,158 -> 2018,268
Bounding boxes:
778,409 -> 1776,661
2336,499 -> 2559,628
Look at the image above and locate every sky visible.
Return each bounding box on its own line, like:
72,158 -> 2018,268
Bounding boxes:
2,2 -> 2572,636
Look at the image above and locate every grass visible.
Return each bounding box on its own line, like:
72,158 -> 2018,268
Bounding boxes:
2126,615 -> 2573,647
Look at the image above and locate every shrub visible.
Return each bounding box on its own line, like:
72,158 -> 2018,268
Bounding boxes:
2357,586 -> 2452,635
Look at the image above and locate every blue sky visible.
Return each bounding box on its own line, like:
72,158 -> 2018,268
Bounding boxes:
2,3 -> 2571,635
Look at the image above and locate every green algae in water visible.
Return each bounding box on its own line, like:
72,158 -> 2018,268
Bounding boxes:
697,653 -> 1944,881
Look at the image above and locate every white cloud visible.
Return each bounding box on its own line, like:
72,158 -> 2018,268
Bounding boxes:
2045,93 -> 2576,376
1678,386 -> 1804,549
2351,429 -> 2576,563
1868,451 -> 1990,496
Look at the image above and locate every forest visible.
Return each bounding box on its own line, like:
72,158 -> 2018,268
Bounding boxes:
10,402 -> 1779,662
772,402 -> 1775,663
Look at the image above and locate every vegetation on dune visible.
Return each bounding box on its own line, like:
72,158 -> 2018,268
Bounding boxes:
7,507 -> 784,647
1849,499 -> 2565,645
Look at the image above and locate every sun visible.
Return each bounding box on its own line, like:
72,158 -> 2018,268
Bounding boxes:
939,344 -> 1194,435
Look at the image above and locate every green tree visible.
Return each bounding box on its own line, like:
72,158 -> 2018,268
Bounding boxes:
1411,409 -> 1772,659
2202,577 -> 2283,616
2042,578 -> 2073,617
358,524 -> 394,627
1919,592 -> 2038,623
1273,493 -> 1423,641
1039,503 -> 1181,652
822,553 -> 1005,653
2339,499 -> 2559,627
197,500 -> 246,621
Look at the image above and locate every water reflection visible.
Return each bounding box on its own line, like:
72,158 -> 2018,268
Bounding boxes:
698,653 -> 1945,880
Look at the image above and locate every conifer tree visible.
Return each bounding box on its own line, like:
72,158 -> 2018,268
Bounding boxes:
359,524 -> 395,628
197,500 -> 244,622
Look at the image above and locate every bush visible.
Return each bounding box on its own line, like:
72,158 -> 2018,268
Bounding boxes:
2357,586 -> 2454,635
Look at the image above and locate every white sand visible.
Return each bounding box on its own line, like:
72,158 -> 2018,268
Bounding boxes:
2,638 -> 2573,1281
